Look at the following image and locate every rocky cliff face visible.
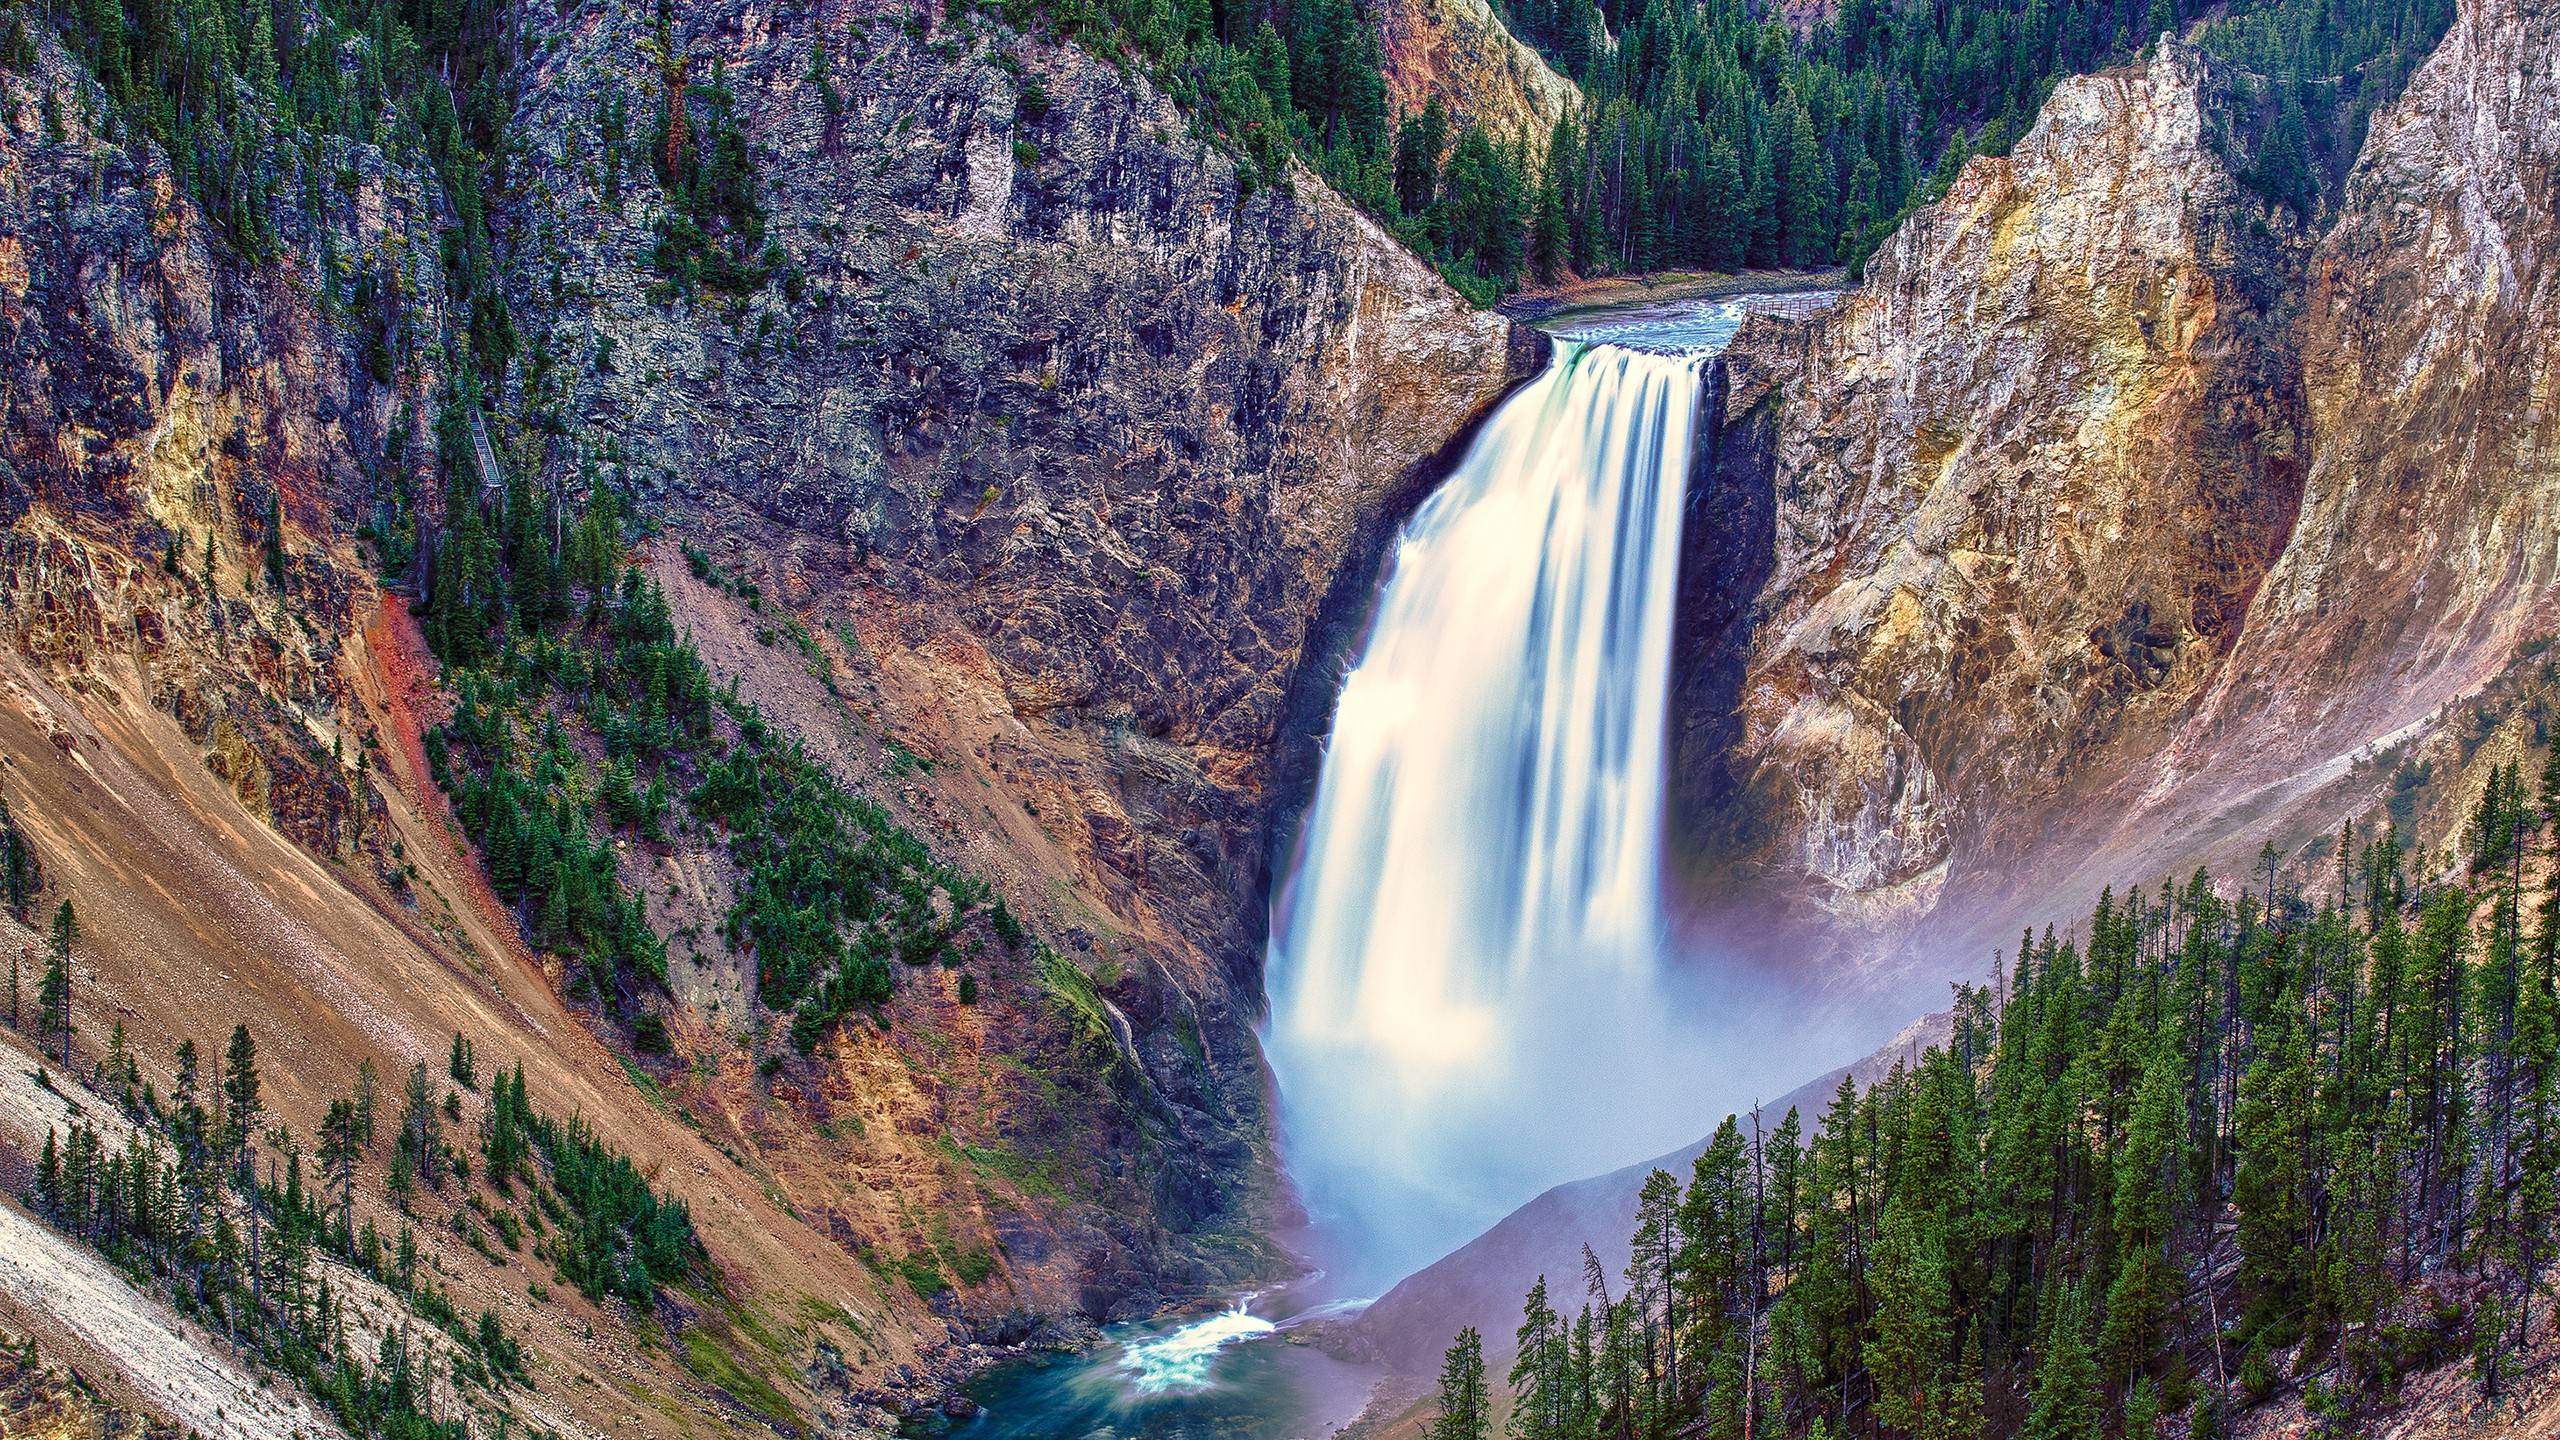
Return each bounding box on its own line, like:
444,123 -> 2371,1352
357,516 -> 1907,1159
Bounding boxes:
2147,0 -> 2560,846
1373,0 -> 1576,144
489,0 -> 1535,1298
0,0 -> 1531,1428
1679,0 -> 2560,1011
1675,41 -> 2305,965
0,30 -> 935,1439
0,26 -> 440,866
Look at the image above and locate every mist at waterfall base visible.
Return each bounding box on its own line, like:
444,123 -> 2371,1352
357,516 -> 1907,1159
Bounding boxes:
1266,298 -> 1822,1296
927,297 -> 1839,1439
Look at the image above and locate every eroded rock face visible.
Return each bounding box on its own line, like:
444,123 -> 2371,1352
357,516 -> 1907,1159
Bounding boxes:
1373,0 -> 1576,144
492,0 -> 1534,1301
0,0 -> 1532,1388
2150,0 -> 2560,824
1681,0 -> 2560,1010
0,29 -> 436,863
1678,42 -> 2306,961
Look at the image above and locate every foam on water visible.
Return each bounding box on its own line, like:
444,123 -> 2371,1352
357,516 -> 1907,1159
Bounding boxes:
1113,1304 -> 1280,1396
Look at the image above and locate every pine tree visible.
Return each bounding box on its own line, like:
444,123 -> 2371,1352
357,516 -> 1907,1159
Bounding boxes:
1511,1276 -> 1571,1440
1395,98 -> 1448,217
0,794 -> 38,921
1627,1166 -> 1681,1420
2234,1005 -> 2313,1334
354,1055 -> 379,1144
2019,1285 -> 2104,1440
1695,135 -> 1745,272
222,1023 -> 263,1178
399,1059 -> 442,1188
263,490 -> 288,591
2124,1373 -> 2164,1439
39,901 -> 74,1066
319,1096 -> 362,1244
1431,1326 -> 1490,1440
2103,1032 -> 2183,1378
1865,1197 -> 1953,1437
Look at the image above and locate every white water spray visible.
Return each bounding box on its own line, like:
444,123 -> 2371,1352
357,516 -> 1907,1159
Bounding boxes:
1115,1303 -> 1279,1395
1266,304 -> 1761,1287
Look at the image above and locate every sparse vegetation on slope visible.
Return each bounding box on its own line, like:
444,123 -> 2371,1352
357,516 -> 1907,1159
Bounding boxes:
13,986 -> 711,1436
416,443 -> 1032,1053
27,1024 -> 506,1439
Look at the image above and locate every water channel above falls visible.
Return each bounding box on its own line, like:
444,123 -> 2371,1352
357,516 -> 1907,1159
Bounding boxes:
930,293 -> 1823,1439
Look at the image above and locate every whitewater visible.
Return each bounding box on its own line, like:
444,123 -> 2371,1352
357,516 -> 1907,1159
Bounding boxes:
1264,299 -> 1766,1287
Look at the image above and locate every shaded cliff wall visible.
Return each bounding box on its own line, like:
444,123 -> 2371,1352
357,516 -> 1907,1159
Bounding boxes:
2138,0 -> 2560,846
491,0 -> 1537,1296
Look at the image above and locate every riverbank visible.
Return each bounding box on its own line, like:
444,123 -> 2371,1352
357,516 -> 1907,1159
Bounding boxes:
1498,267 -> 1848,322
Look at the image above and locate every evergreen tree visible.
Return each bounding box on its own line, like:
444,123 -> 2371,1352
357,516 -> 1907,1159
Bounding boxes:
223,1023 -> 263,1176
1395,98 -> 1449,217
0,794 -> 39,921
398,1059 -> 442,1189
39,901 -> 74,1065
2019,1285 -> 2104,1440
1510,1276 -> 1571,1440
1464,828 -> 2560,1440
1865,1197 -> 1954,1438
1431,1327 -> 1491,1440
319,1096 -> 362,1242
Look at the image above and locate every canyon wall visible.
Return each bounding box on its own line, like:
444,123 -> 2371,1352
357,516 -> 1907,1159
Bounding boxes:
1387,2 -> 2560,1337
0,24 -> 439,865
0,0 -> 1532,1428
1678,0 -> 2560,1010
1374,0 -> 1576,145
1675,38 -> 2304,958
492,0 -> 1538,1286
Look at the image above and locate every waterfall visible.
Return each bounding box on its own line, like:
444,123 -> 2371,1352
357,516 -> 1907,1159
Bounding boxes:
1265,306 -> 1756,1288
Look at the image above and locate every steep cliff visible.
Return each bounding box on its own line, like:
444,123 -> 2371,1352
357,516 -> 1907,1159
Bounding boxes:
1346,0 -> 2560,1386
0,28 -> 940,1438
1675,4 -> 2560,1007
0,0 -> 1530,1430
1373,0 -> 1576,144
489,0 -> 1535,1292
0,22 -> 440,866
2142,0 -> 2560,862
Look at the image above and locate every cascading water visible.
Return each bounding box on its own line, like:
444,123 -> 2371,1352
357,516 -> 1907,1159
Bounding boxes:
946,299 -> 1817,1438
1265,301 -> 1763,1288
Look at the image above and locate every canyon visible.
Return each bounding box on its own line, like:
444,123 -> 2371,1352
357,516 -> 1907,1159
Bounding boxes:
1373,0 -> 2560,1391
1,0 -> 2558,1430
1675,0 -> 2560,1017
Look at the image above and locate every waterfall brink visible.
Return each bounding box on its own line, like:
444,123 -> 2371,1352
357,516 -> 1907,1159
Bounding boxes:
1267,314 -> 1743,1289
